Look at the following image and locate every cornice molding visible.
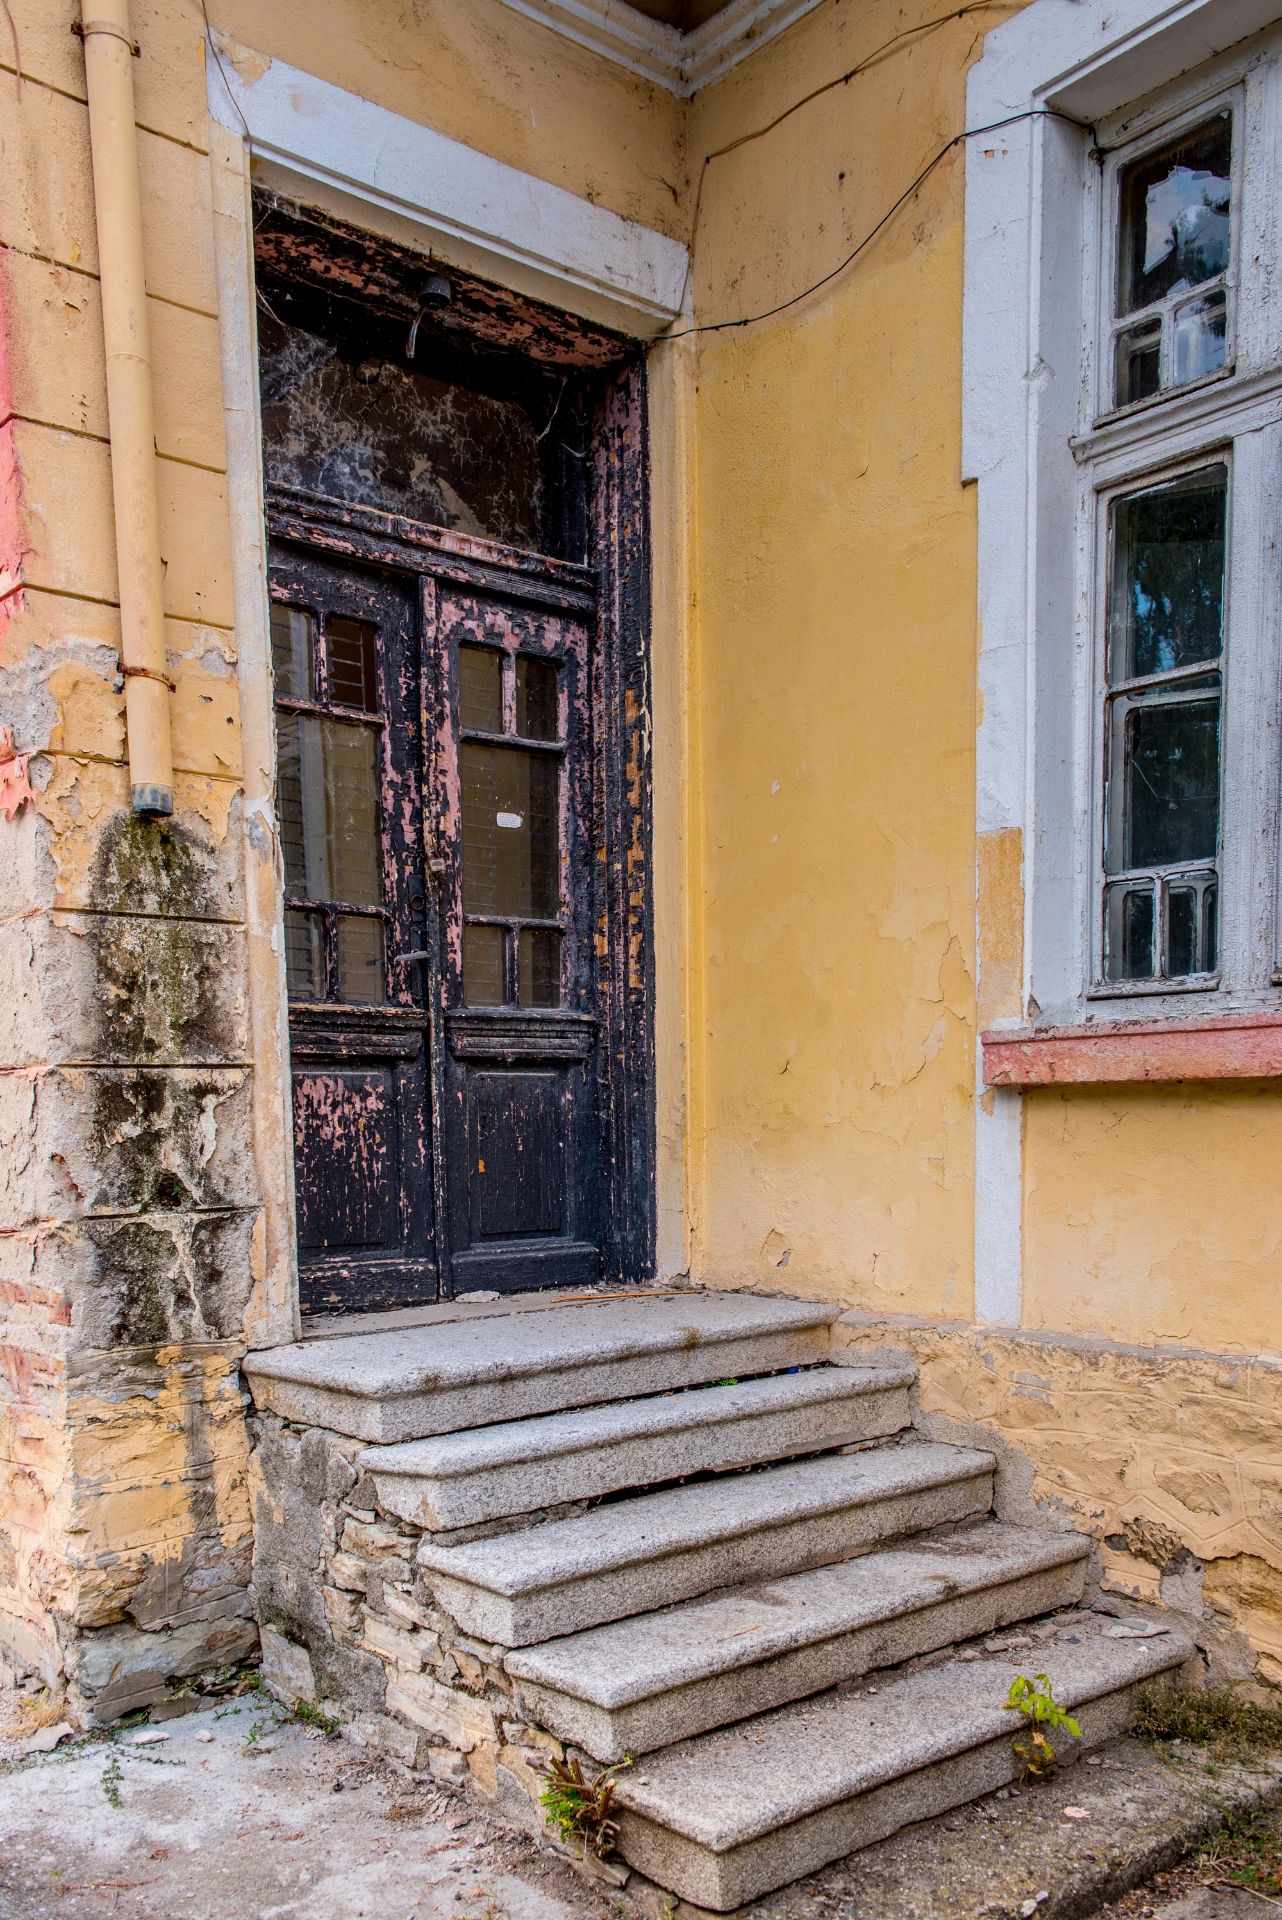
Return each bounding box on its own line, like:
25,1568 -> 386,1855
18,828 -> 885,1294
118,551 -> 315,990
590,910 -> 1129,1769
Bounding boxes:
497,0 -> 827,94
207,39 -> 688,335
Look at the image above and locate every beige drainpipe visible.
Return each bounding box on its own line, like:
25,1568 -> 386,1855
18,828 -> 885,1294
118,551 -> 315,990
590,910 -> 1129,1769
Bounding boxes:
79,0 -> 174,815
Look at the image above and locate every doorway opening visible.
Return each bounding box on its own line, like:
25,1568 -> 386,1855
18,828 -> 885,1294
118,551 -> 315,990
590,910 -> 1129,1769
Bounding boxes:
253,197 -> 655,1318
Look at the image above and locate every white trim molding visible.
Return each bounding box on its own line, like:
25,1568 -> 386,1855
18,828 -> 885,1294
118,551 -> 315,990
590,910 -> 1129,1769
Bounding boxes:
963,0 -> 1282,1326
206,37 -> 688,337
494,0 -> 826,95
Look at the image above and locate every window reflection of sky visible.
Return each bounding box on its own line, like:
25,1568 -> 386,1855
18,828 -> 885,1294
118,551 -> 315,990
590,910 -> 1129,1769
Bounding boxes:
1142,166 -> 1230,297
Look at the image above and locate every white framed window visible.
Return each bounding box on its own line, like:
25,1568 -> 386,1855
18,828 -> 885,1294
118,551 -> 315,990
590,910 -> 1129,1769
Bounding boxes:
965,0 -> 1282,1029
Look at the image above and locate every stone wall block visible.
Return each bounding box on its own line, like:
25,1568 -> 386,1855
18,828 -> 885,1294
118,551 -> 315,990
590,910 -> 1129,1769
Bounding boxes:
67,1208 -> 258,1352
0,913 -> 249,1070
260,1622 -> 316,1704
384,1670 -> 498,1751
341,1515 -> 419,1563
6,0 -> 211,150
298,1427 -> 361,1507
0,89 -> 216,310
382,1585 -> 439,1632
361,1608 -> 434,1672
12,1067 -> 256,1222
309,1638 -> 387,1713
249,1422 -> 328,1578
327,1552 -> 370,1594
322,1585 -> 363,1642
39,783 -> 246,923
75,1613 -> 259,1724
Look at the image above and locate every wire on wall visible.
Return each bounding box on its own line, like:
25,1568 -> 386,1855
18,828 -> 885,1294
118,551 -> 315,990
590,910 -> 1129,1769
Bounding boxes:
660,105 -> 1092,341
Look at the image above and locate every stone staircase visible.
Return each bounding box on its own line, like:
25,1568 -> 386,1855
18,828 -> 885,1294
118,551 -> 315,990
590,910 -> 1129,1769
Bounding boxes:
245,1292 -> 1195,1911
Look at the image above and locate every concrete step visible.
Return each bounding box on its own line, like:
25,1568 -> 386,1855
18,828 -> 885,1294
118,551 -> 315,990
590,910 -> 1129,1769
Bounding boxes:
244,1291 -> 839,1443
611,1615 -> 1197,1910
418,1441 -> 995,1645
359,1363 -> 915,1530
505,1518 -> 1090,1759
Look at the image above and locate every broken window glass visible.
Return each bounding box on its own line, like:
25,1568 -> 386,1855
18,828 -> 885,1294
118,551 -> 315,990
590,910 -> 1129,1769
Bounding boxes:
257,297 -> 586,558
1111,114 -> 1233,408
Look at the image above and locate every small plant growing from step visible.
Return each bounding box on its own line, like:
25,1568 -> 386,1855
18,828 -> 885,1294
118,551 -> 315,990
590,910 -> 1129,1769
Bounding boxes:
538,1752 -> 633,1857
1006,1674 -> 1082,1783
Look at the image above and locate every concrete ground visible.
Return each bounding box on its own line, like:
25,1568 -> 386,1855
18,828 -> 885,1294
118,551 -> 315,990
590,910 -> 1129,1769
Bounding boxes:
0,1699 -> 616,1920
0,1700 -> 1278,1920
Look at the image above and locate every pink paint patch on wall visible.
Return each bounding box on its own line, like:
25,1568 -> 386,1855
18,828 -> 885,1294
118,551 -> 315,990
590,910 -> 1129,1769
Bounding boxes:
0,728 -> 36,821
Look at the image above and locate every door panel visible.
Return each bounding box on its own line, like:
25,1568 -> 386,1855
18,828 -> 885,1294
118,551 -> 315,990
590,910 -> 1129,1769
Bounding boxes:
470,1072 -> 566,1238
430,587 -> 605,1293
269,546 -> 439,1317
294,1070 -> 399,1250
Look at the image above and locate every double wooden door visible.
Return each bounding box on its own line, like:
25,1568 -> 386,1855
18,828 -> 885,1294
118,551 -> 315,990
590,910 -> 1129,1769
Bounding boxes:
270,519 -> 607,1316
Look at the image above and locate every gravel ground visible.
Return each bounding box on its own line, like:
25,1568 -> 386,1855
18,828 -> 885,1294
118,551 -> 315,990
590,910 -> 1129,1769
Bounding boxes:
0,1699 -> 615,1920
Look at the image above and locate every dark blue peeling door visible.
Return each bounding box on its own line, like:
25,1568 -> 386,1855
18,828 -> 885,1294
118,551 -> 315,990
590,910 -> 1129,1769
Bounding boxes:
270,534 -> 605,1312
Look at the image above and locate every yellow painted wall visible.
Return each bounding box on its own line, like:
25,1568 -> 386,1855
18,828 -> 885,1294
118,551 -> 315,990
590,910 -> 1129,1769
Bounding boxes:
1023,1085 -> 1282,1356
682,0 -> 982,1316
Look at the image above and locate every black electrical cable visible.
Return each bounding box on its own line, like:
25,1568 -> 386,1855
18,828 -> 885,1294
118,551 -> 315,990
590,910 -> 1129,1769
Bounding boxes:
658,107 -> 1093,342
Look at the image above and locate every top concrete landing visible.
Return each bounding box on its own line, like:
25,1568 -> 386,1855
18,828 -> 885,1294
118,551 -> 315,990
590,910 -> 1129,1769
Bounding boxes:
244,1291 -> 840,1442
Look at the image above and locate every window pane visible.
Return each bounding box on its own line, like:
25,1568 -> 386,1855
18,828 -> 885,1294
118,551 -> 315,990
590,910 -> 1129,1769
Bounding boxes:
459,645 -> 503,732
1123,690 -> 1221,870
1203,882 -> 1219,972
336,915 -> 386,1004
270,603 -> 313,699
461,743 -> 559,917
516,655 -> 559,741
327,724 -> 383,906
327,616 -> 378,712
1172,289 -> 1227,386
1109,468 -> 1227,680
276,710 -> 311,896
1106,882 -> 1155,982
1115,321 -> 1161,408
463,923 -> 506,1005
1117,116 -> 1231,316
276,711 -> 383,907
519,928 -> 561,1007
1166,882 -> 1198,977
284,907 -> 323,999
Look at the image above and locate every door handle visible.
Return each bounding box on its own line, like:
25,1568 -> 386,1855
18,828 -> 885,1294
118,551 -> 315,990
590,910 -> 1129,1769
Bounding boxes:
396,950 -> 432,969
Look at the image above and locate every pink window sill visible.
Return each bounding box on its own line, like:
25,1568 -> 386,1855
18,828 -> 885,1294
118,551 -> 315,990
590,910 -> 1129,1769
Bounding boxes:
981,1009 -> 1282,1086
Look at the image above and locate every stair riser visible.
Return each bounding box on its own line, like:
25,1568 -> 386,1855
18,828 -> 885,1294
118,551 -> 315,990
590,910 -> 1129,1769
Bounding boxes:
511,1554 -> 1089,1761
250,1323 -> 835,1444
422,1468 -> 995,1645
615,1665 -> 1197,1911
371,1383 -> 913,1530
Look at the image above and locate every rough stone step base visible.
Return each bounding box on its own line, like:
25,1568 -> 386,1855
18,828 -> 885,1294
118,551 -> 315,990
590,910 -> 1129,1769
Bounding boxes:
505,1518 -> 1090,1759
609,1615 -> 1197,1910
617,1734 -> 1282,1920
360,1363 -> 914,1530
419,1441 -> 996,1644
244,1292 -> 839,1442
